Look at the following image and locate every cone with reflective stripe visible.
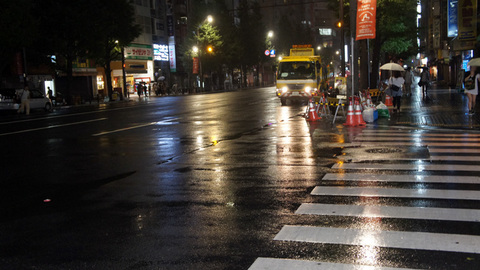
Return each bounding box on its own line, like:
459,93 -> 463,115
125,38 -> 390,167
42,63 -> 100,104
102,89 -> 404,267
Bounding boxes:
354,97 -> 366,126
385,94 -> 393,107
343,97 -> 355,126
306,98 -> 320,121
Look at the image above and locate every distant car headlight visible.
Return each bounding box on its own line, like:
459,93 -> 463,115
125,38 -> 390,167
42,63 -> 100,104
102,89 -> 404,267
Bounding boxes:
282,87 -> 288,93
305,87 -> 311,93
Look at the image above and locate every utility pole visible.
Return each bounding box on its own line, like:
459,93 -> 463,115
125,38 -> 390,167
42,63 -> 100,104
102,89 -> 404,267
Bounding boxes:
339,0 -> 345,77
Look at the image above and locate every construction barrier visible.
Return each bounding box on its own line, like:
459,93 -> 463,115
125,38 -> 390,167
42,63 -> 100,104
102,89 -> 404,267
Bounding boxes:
305,98 -> 320,121
315,93 -> 329,117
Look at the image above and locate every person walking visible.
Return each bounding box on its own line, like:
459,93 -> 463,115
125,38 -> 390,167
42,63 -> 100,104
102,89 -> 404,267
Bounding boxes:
419,67 -> 430,99
388,71 -> 405,113
464,66 -> 480,115
404,67 -> 414,97
17,86 -> 31,115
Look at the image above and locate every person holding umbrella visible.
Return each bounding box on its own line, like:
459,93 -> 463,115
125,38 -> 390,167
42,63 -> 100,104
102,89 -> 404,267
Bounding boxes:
379,63 -> 405,113
464,65 -> 479,115
388,71 -> 405,113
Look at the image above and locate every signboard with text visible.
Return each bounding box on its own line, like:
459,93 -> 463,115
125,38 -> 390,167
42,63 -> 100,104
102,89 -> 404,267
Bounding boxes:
153,44 -> 169,61
192,57 -> 199,74
356,0 -> 377,40
168,37 -> 176,72
125,44 -> 153,60
458,0 -> 477,41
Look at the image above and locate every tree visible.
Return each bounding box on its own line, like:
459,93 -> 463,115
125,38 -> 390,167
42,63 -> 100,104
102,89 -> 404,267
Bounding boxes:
179,1 -> 226,91
87,0 -> 141,99
371,0 -> 418,87
36,0 -> 96,101
0,0 -> 38,81
237,0 -> 266,87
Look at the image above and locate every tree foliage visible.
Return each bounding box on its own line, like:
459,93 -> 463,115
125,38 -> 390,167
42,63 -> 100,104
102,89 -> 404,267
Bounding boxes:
1,0 -> 140,99
0,0 -> 38,77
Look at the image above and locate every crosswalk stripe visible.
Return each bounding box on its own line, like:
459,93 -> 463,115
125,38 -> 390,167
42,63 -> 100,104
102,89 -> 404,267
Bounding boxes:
351,141 -> 480,147
311,186 -> 480,200
248,257 -> 420,270
322,173 -> 480,184
332,163 -> 480,171
357,132 -> 480,138
354,136 -> 480,142
429,148 -> 480,153
296,203 -> 480,222
274,225 -> 480,254
360,130 -> 480,136
430,155 -> 480,161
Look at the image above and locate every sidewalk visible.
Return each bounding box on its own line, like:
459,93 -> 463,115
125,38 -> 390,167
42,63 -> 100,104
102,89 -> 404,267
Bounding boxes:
374,82 -> 480,130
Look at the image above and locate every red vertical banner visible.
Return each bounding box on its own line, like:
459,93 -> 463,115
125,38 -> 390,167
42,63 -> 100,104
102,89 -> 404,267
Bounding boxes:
192,57 -> 199,74
15,52 -> 23,75
356,0 -> 377,40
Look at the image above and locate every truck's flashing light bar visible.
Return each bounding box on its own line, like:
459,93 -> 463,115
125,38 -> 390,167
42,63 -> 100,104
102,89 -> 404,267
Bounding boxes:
292,44 -> 312,48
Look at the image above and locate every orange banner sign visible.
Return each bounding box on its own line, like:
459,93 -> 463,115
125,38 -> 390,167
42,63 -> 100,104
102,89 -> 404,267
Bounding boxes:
356,0 -> 377,40
192,57 -> 199,74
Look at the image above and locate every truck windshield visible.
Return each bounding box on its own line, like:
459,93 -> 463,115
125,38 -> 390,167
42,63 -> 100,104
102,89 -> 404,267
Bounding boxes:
277,61 -> 315,80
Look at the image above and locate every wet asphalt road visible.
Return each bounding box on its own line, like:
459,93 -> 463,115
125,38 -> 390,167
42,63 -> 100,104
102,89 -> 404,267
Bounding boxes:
1,85 -> 480,269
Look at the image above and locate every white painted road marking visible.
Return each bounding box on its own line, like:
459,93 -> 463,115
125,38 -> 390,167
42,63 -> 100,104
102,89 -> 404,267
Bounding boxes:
248,257 -> 420,270
322,173 -> 480,184
311,186 -> 480,200
0,118 -> 107,136
296,203 -> 480,222
332,163 -> 480,171
274,225 -> 480,254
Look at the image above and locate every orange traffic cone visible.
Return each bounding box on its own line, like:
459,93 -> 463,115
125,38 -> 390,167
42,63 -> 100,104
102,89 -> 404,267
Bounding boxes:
385,94 -> 393,107
343,97 -> 356,126
306,98 -> 320,121
354,97 -> 366,126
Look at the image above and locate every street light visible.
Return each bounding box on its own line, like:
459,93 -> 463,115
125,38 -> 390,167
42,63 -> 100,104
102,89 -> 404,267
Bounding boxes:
195,15 -> 213,92
116,40 -> 127,100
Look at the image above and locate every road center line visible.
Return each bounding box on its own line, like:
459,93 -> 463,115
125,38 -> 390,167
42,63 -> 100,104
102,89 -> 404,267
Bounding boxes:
92,117 -> 180,136
92,121 -> 157,136
0,118 -> 107,136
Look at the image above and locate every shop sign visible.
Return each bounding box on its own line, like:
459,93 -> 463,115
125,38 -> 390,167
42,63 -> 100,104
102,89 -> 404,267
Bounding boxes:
448,0 -> 458,37
356,0 -> 377,40
153,44 -> 169,61
433,18 -> 441,49
125,44 -> 153,60
458,0 -> 477,41
167,15 -> 175,37
169,37 -> 176,72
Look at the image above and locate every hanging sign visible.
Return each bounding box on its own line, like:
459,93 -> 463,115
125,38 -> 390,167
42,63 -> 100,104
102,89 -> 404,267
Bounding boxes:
458,0 -> 477,41
192,57 -> 199,74
356,0 -> 377,40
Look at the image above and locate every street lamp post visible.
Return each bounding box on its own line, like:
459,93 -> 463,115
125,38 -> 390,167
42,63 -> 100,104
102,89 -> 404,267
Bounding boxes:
339,0 -> 345,77
121,46 -> 127,99
194,15 -> 213,92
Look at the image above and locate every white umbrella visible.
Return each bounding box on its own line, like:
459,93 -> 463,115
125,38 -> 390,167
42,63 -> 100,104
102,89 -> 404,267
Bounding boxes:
468,58 -> 480,66
379,63 -> 404,71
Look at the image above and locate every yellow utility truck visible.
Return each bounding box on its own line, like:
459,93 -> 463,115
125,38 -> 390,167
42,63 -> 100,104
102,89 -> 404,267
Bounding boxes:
276,45 -> 323,105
